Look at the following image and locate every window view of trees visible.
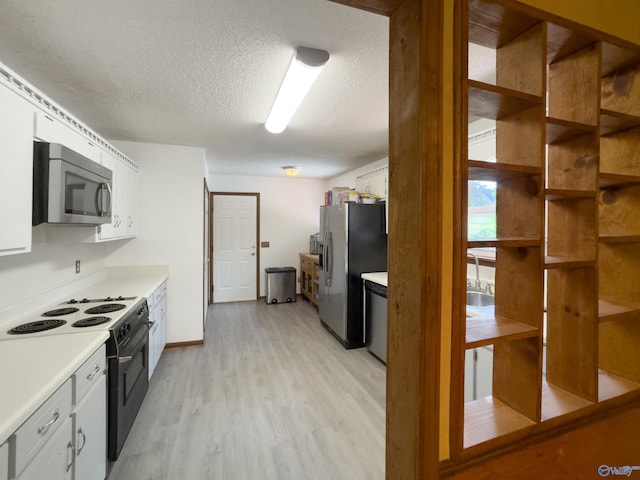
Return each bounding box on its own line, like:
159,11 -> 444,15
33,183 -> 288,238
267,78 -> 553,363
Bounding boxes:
468,180 -> 496,240
468,121 -> 497,241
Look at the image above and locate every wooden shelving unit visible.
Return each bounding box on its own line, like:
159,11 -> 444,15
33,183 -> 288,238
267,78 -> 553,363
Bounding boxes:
463,0 -> 545,447
458,0 -> 640,456
299,253 -> 319,307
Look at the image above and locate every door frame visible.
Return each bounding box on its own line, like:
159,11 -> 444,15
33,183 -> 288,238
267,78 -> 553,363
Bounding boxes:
203,179 -> 211,338
210,192 -> 261,301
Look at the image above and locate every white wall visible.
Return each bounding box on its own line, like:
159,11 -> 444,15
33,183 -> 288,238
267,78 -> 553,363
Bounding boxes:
0,226 -> 107,313
107,141 -> 206,344
208,174 -> 326,296
327,157 -> 388,189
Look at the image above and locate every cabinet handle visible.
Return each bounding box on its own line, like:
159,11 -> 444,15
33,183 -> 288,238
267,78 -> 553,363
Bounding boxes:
86,365 -> 101,380
37,408 -> 60,434
77,427 -> 87,455
66,441 -> 75,472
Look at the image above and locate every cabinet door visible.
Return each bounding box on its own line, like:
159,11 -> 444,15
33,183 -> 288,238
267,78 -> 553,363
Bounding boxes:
0,442 -> 7,480
0,86 -> 33,256
18,418 -> 73,480
73,377 -> 106,480
126,166 -> 139,237
34,111 -> 101,164
148,311 -> 158,379
96,152 -> 116,241
115,159 -> 129,238
464,349 -> 475,402
475,346 -> 494,400
159,290 -> 167,350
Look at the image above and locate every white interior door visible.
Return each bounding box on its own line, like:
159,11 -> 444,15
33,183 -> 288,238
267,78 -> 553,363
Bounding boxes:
213,194 -> 258,303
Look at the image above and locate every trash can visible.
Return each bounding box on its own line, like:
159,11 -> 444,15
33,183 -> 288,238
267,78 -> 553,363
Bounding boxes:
265,267 -> 296,304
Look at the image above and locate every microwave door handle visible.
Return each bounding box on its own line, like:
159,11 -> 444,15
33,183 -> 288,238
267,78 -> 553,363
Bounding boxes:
95,185 -> 102,216
96,182 -> 112,217
103,182 -> 112,216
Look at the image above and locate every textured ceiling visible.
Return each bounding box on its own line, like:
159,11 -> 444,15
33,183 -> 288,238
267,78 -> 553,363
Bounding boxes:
0,0 -> 389,179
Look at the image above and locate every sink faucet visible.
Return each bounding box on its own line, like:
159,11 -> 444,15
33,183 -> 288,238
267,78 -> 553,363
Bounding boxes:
467,252 -> 482,290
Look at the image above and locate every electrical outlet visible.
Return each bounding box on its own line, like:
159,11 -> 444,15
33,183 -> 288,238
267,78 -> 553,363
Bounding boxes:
261,241 -> 270,248
75,260 -> 81,274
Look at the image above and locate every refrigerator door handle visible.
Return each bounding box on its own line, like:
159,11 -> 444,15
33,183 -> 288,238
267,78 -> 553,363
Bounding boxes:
322,232 -> 328,285
326,232 -> 332,287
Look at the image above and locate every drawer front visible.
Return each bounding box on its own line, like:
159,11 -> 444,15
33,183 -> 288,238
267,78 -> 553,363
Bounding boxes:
153,281 -> 167,305
74,344 -> 106,405
14,379 -> 72,477
153,282 -> 167,321
17,417 -> 73,480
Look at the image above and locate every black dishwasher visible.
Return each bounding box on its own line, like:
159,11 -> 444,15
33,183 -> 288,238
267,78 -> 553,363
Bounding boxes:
364,280 -> 388,364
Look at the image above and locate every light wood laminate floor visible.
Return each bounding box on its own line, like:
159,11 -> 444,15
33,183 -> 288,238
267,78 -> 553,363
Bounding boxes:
108,299 -> 386,480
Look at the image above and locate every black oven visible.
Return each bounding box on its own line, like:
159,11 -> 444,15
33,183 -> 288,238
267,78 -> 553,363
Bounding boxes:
106,298 -> 149,462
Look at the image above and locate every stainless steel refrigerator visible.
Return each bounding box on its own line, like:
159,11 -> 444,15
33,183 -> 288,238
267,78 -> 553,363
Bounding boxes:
319,203 -> 387,348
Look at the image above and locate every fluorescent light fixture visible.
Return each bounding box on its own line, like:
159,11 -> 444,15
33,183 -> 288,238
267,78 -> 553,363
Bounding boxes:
282,166 -> 300,177
265,47 -> 330,134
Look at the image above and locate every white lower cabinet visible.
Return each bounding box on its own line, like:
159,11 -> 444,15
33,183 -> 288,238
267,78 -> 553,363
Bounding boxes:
73,375 -> 106,480
18,418 -> 73,480
149,281 -> 168,379
464,345 -> 494,402
0,442 -> 8,480
72,345 -> 106,480
475,346 -> 494,400
12,345 -> 106,480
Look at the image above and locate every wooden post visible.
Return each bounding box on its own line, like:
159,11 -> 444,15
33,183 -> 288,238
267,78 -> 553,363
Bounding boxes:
387,0 -> 445,479
330,0 -> 447,477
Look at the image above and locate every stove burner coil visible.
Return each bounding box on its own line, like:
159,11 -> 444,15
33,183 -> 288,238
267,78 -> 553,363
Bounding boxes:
8,319 -> 67,334
84,304 -> 127,315
72,316 -> 111,327
42,307 -> 80,317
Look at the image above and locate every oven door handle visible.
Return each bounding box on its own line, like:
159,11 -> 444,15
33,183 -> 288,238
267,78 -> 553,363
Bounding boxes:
118,355 -> 133,364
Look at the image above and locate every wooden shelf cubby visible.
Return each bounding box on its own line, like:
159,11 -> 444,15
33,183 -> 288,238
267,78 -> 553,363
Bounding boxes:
545,117 -> 596,145
458,0 -> 640,457
546,267 -> 598,402
601,63 -> 640,118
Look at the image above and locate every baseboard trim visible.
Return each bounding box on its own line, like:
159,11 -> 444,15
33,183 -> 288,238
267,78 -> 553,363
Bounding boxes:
165,339 -> 204,349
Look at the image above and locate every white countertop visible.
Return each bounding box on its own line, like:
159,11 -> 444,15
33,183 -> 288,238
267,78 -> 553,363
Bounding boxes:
72,265 -> 169,300
0,265 -> 169,445
0,331 -> 109,444
361,272 -> 387,287
0,266 -> 168,331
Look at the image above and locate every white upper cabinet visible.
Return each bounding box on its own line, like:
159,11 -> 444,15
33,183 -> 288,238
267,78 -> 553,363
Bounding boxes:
96,152 -> 116,241
127,166 -> 139,237
34,111 -> 101,164
0,85 -> 34,256
96,151 -> 138,242
1,62 -> 139,247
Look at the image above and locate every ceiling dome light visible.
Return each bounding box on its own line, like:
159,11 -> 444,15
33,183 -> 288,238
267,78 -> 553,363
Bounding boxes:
282,166 -> 300,177
265,47 -> 330,134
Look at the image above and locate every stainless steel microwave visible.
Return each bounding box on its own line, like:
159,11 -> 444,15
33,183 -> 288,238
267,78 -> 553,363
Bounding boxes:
32,142 -> 113,226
